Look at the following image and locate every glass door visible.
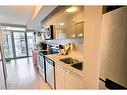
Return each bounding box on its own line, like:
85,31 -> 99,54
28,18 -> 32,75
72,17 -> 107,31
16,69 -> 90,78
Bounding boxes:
13,32 -> 27,58
26,32 -> 34,56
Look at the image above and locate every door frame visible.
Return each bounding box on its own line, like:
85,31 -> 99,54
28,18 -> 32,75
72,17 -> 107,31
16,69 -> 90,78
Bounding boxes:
0,30 -> 8,89
2,31 -> 35,59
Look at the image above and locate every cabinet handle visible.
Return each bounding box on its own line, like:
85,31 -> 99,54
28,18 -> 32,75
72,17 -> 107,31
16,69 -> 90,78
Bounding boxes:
65,69 -> 70,74
59,66 -> 63,69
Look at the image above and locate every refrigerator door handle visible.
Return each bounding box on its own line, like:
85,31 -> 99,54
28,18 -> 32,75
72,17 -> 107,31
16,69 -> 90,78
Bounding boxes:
99,78 -> 105,83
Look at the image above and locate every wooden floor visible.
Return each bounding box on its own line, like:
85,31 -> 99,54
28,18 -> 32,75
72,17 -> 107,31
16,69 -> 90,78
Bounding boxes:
0,61 -> 6,89
6,57 -> 51,89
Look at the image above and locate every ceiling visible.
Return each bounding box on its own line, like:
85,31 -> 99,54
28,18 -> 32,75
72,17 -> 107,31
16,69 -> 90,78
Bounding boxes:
0,6 -> 57,31
27,6 -> 57,31
0,6 -> 35,25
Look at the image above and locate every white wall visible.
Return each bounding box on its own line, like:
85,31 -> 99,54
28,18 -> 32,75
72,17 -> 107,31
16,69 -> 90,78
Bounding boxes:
83,6 -> 102,89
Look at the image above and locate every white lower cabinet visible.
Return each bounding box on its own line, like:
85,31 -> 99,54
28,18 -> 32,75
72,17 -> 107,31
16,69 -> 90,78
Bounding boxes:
64,68 -> 85,89
55,63 -> 65,89
55,63 -> 85,89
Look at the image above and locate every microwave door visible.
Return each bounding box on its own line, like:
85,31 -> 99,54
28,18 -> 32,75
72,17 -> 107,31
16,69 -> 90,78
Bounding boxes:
43,32 -> 50,40
41,25 -> 53,40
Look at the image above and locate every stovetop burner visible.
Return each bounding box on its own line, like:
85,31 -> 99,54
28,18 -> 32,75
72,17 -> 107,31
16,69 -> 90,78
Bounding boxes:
38,49 -> 59,56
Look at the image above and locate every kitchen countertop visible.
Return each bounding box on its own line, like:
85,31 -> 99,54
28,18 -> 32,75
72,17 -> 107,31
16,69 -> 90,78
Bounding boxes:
45,53 -> 84,77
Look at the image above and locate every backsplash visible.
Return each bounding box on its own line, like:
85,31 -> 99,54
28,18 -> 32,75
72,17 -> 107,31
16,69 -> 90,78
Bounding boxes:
46,38 -> 84,62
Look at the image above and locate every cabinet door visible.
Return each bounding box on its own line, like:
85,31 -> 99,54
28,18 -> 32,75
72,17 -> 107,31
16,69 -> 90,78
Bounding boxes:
64,69 -> 85,89
55,64 -> 65,89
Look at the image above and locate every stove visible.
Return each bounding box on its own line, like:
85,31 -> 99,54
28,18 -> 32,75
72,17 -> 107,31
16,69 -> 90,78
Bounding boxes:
38,45 -> 60,82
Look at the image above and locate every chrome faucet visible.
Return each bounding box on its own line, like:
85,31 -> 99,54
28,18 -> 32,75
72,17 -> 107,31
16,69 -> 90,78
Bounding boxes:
60,43 -> 76,55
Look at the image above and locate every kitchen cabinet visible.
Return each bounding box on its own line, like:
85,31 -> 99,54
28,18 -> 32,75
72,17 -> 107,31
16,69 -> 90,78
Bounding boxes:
64,68 -> 85,89
55,11 -> 66,39
62,6 -> 84,38
55,63 -> 84,89
32,50 -> 38,66
55,63 -> 65,89
74,21 -> 84,37
41,6 -> 84,39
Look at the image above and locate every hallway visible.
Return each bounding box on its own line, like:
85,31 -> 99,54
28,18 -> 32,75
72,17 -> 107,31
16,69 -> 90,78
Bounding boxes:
6,57 -> 50,89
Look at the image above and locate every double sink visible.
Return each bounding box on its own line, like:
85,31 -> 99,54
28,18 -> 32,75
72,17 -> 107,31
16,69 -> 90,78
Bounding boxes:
59,57 -> 83,70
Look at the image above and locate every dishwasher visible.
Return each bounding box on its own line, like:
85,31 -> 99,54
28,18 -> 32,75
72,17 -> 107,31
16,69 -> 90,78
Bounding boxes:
45,57 -> 55,89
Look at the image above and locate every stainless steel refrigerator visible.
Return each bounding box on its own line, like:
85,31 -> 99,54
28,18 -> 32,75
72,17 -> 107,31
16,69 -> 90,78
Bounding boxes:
99,7 -> 127,89
0,29 -> 7,89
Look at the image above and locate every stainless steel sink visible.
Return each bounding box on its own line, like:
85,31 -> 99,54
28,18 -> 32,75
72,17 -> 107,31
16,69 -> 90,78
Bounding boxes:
59,57 -> 80,64
71,62 -> 83,70
59,57 -> 83,70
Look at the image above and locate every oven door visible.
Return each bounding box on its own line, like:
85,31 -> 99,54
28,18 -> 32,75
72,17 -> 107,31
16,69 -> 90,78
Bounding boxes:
38,54 -> 45,70
38,65 -> 46,81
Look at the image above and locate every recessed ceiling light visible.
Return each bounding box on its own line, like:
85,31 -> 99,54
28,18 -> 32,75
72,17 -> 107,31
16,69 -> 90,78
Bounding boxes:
65,7 -> 78,13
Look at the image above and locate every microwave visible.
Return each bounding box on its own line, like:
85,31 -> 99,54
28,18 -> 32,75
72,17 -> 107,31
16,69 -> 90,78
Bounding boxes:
41,25 -> 53,40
